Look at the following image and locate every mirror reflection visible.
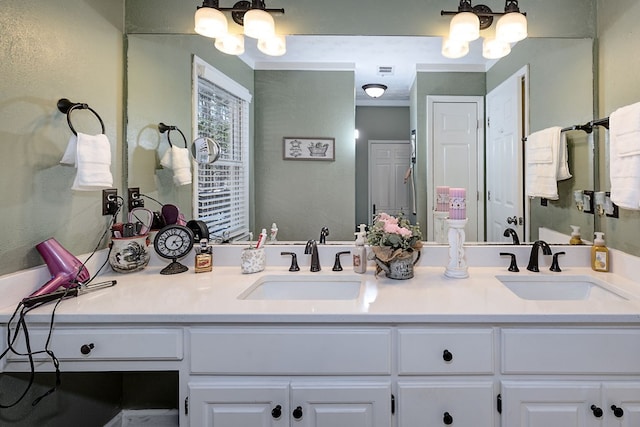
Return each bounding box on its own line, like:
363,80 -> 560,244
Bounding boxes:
126,33 -> 594,244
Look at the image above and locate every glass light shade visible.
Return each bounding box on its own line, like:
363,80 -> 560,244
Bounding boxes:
194,7 -> 228,39
362,84 -> 387,98
243,9 -> 275,39
214,33 -> 245,55
449,12 -> 480,42
483,37 -> 511,59
442,37 -> 470,59
496,12 -> 528,43
257,34 -> 286,56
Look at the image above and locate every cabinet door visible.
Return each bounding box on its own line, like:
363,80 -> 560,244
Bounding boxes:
188,381 -> 289,427
501,381 -> 601,427
290,381 -> 392,427
603,382 -> 640,427
397,380 -> 495,427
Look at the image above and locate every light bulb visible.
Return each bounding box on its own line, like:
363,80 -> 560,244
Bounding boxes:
243,9 -> 275,39
214,33 -> 245,55
194,7 -> 228,39
496,12 -> 528,43
449,12 -> 480,42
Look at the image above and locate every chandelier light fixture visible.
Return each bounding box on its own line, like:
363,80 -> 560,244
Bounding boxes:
362,84 -> 387,99
195,0 -> 286,56
441,0 -> 527,60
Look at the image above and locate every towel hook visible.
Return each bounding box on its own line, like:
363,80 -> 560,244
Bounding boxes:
57,98 -> 105,136
158,122 -> 187,148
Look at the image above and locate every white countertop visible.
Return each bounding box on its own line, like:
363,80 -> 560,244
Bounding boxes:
2,243 -> 640,325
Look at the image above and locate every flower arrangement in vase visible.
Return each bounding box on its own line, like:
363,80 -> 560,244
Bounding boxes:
367,212 -> 422,279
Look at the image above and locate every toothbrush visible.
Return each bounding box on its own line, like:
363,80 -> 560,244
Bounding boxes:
255,228 -> 267,249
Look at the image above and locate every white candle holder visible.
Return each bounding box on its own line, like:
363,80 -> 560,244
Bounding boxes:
444,218 -> 468,279
433,211 -> 449,244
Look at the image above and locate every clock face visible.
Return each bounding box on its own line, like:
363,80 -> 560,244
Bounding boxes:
153,225 -> 194,260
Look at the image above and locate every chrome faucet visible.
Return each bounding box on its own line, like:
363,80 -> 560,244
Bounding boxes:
503,228 -> 520,245
305,239 -> 321,272
527,240 -> 552,272
319,227 -> 329,244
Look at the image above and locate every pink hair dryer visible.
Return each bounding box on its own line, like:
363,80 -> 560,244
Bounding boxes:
29,238 -> 91,298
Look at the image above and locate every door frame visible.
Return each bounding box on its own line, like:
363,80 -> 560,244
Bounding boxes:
426,96 -> 485,241
367,139 -> 411,222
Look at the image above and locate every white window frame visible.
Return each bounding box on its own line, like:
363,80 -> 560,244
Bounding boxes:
192,55 -> 252,241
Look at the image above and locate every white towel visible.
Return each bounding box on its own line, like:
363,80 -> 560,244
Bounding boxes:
160,146 -> 192,186
60,132 -> 113,191
525,126 -> 571,200
609,101 -> 640,210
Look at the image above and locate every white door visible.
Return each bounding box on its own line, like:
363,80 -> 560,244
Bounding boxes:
189,381 -> 289,427
291,381 -> 392,427
486,67 -> 528,242
428,97 -> 484,241
368,141 -> 411,219
501,381 -> 601,427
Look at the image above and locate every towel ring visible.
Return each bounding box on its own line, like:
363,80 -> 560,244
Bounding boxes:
158,122 -> 187,148
57,98 -> 105,136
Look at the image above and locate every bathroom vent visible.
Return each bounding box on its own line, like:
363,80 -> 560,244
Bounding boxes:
377,66 -> 394,76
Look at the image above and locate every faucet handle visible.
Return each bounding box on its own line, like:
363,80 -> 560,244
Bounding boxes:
500,252 -> 519,272
550,251 -> 565,272
281,252 -> 300,272
333,251 -> 350,271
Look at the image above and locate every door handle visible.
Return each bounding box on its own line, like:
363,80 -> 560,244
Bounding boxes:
507,216 -> 518,224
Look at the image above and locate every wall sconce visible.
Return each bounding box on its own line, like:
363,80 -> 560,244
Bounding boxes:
195,0 -> 286,56
441,0 -> 527,59
594,191 -> 619,218
573,190 -> 594,214
362,84 -> 387,98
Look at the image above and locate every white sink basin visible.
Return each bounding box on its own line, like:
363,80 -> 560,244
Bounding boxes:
496,275 -> 629,301
239,275 -> 362,300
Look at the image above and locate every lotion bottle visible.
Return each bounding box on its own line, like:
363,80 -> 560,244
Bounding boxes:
591,232 -> 609,272
353,224 -> 367,274
569,225 -> 583,245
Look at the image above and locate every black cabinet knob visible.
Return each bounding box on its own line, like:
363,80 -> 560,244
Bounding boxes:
443,411 -> 453,425
442,349 -> 453,362
271,405 -> 282,419
590,404 -> 603,418
292,406 -> 303,419
611,405 -> 624,418
80,343 -> 94,355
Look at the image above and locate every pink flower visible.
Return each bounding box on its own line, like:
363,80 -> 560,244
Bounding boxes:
378,212 -> 398,225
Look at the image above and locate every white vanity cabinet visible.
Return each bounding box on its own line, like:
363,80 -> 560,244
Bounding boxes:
187,327 -> 393,427
500,328 -> 640,427
396,328 -> 497,426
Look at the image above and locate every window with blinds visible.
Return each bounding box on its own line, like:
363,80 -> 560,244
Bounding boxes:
194,57 -> 250,242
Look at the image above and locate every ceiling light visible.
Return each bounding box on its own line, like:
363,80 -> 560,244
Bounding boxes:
482,37 -> 511,59
215,33 -> 245,55
257,34 -> 286,56
363,84 -> 387,99
496,1 -> 527,42
244,8 -> 275,39
449,12 -> 480,42
442,37 -> 470,58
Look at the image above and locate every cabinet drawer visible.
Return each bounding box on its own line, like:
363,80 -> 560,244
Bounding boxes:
397,381 -> 495,427
7,328 -> 183,362
190,328 -> 391,374
397,328 -> 495,374
502,329 -> 640,374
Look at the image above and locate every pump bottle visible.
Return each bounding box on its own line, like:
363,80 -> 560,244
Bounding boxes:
591,232 -> 609,272
353,224 -> 367,274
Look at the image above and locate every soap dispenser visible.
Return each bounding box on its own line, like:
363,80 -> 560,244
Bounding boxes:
591,232 -> 609,272
353,224 -> 367,274
569,225 -> 584,245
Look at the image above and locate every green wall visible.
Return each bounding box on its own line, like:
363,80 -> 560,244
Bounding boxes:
0,0 -> 124,276
254,70 -> 356,241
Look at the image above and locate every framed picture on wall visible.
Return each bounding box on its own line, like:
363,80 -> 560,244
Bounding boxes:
283,137 -> 335,161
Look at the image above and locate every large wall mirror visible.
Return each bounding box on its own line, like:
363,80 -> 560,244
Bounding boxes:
126,32 -> 595,244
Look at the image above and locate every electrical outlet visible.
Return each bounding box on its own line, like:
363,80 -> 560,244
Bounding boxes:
102,189 -> 118,216
128,187 -> 144,211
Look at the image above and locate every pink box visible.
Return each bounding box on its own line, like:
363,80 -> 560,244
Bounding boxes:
449,187 -> 466,220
